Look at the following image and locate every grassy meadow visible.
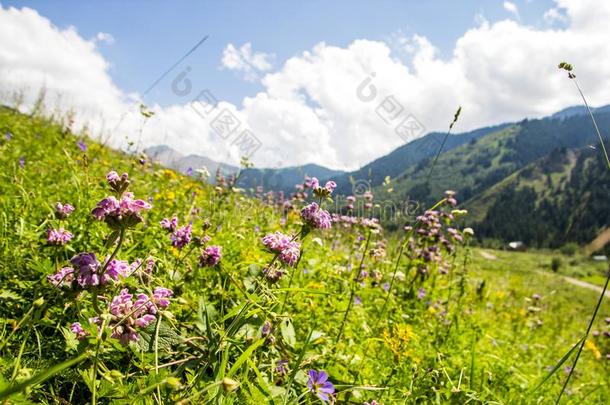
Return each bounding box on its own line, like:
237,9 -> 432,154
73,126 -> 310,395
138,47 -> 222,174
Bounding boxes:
1,106 -> 609,404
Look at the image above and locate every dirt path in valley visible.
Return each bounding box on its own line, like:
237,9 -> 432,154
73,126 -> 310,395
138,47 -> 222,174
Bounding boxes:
478,249 -> 609,298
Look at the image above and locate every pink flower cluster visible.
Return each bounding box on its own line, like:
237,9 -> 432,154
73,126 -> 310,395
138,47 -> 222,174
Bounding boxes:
301,203 -> 332,230
46,228 -> 73,245
55,202 -> 75,219
170,224 -> 192,249
91,192 -> 152,229
70,322 -> 88,340
106,170 -> 130,193
199,245 -> 222,267
92,287 -> 172,345
47,253 -> 134,289
305,177 -> 337,198
160,216 -> 178,232
262,232 -> 301,266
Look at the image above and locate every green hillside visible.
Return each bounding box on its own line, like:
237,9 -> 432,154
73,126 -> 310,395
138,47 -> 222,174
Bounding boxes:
375,112 -> 610,247
1,107 -> 610,403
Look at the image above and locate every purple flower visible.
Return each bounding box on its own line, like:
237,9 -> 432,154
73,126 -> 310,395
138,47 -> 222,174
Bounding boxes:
5,131 -> 12,141
106,170 -> 120,184
77,140 -> 87,152
105,258 -> 131,279
261,232 -> 301,266
67,252 -> 128,287
354,296 -> 362,305
301,203 -> 332,230
199,245 -> 222,267
153,287 -> 173,308
47,267 -> 75,288
46,228 -> 73,245
532,293 -> 541,301
145,257 -> 155,274
276,359 -> 288,375
186,167 -> 193,176
417,288 -> 426,300
171,224 -> 192,249
70,322 -> 88,340
97,288 -> 170,345
382,282 -> 390,292
160,217 -> 178,232
261,320 -> 272,337
55,202 -> 75,219
19,156 -> 25,168
92,192 -> 151,228
307,369 -> 335,402
262,263 -> 285,282
364,401 -> 380,405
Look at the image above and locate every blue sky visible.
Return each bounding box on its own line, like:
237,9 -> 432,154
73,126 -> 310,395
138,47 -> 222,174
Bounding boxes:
5,0 -> 557,106
2,0 -> 607,170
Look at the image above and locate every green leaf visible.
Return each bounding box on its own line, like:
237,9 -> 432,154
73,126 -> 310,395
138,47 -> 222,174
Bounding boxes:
280,319 -> 296,348
134,320 -> 181,352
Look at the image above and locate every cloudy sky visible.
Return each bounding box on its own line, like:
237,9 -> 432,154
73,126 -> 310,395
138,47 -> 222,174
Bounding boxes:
1,0 -> 609,170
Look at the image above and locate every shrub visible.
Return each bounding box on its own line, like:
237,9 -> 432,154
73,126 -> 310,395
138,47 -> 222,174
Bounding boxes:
551,257 -> 562,272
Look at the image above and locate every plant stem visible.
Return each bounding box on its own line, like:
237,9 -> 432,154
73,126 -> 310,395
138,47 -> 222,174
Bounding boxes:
572,79 -> 610,169
335,230 -> 372,346
555,265 -> 610,404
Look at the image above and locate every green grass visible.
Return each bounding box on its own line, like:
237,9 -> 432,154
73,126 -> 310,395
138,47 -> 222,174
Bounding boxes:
1,107 -> 610,404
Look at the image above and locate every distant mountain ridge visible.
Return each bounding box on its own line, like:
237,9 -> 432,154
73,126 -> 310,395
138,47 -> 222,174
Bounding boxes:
145,104 -> 610,247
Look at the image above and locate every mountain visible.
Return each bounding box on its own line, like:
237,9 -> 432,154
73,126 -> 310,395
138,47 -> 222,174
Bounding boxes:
371,108 -> 610,247
144,145 -> 345,192
237,164 -> 345,193
145,104 -> 610,248
328,123 -> 512,195
470,146 -> 610,248
144,145 -> 238,177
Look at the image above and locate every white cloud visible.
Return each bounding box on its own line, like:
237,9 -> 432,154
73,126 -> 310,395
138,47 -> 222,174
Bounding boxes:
503,1 -> 520,19
95,32 -> 114,45
2,1 -> 610,171
221,42 -> 273,82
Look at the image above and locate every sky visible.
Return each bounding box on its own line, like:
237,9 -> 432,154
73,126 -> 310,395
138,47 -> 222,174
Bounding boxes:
0,0 -> 609,171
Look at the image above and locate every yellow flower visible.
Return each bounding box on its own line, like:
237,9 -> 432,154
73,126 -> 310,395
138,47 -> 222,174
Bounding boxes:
585,339 -> 602,360
383,324 -> 415,359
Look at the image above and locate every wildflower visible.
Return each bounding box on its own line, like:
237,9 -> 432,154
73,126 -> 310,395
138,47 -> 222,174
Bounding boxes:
445,190 -> 457,207
77,140 -> 87,152
47,266 -> 75,288
92,192 -> 151,229
70,322 -> 88,340
69,252 -> 128,287
301,202 -> 332,230
276,359 -> 288,375
354,296 -> 362,305
55,202 -> 75,219
102,289 -> 155,344
171,224 -> 192,249
311,179 -> 337,198
46,228 -> 73,245
199,245 -> 222,267
19,156 -> 25,168
160,217 -> 178,232
262,320 -> 272,337
145,257 -> 155,274
106,170 -> 131,194
262,263 -> 285,282
307,369 -> 335,402
152,287 -> 173,309
4,131 -> 12,141
532,293 -> 541,300
382,282 -> 390,292
417,288 -> 426,300
261,232 -> 301,266
364,401 -> 380,405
